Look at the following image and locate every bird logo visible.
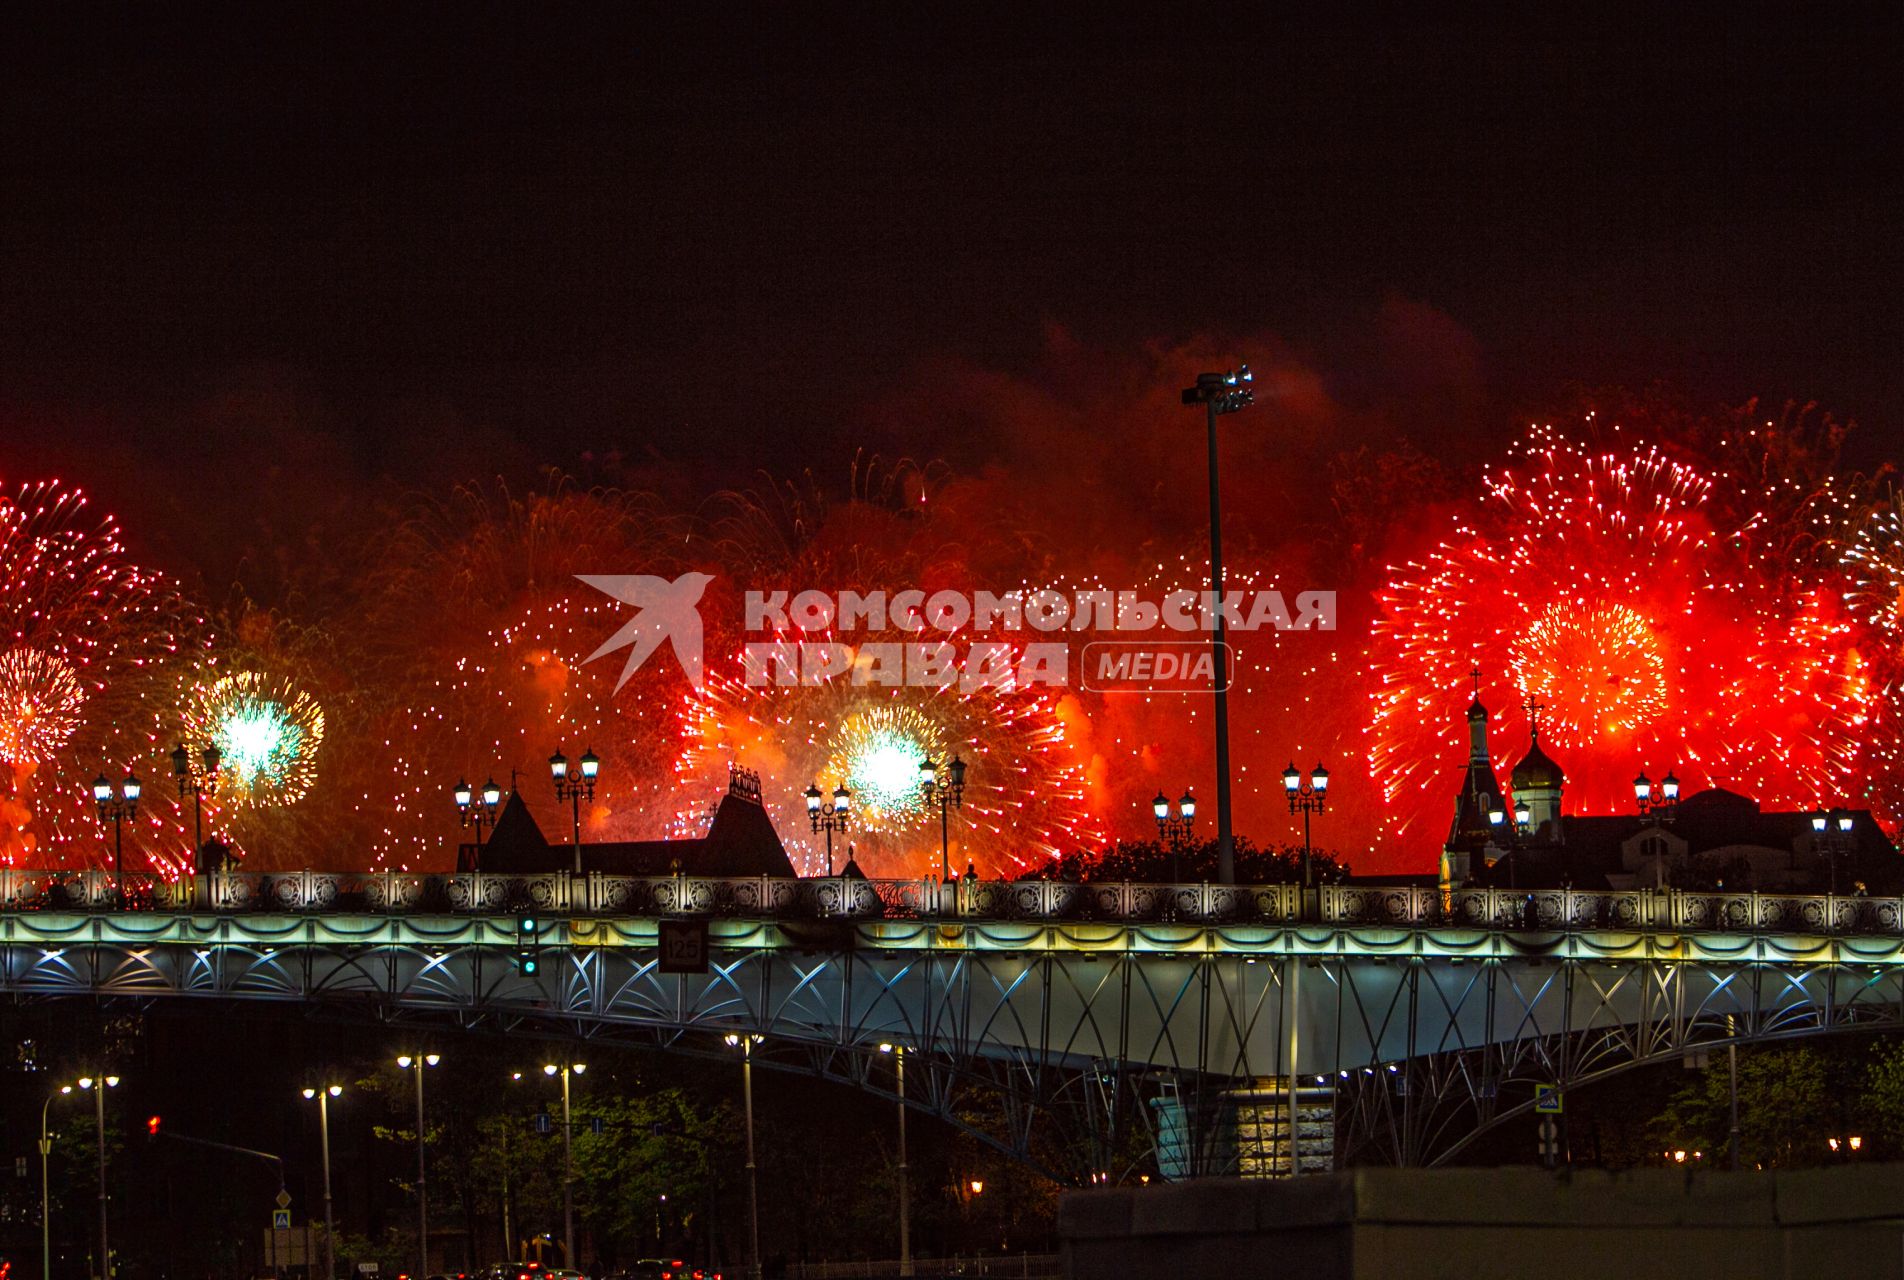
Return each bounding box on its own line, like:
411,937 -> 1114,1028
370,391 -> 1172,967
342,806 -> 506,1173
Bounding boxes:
576,572 -> 715,691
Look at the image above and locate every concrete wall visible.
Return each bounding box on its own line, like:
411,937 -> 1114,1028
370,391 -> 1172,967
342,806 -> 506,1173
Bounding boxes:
1061,1165 -> 1904,1280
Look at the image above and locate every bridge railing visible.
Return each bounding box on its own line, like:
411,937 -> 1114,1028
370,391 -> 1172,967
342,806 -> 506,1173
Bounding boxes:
1,870 -> 1900,934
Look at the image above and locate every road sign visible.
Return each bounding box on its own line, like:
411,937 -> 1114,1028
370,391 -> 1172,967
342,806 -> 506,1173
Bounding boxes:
589,1115 -> 605,1135
272,1208 -> 292,1229
1538,1116 -> 1560,1167
658,918 -> 709,974
358,1264 -> 380,1275
275,1188 -> 293,1209
534,1111 -> 553,1136
1534,1083 -> 1564,1114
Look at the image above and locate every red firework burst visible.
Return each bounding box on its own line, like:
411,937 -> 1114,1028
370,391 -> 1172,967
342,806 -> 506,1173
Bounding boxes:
0,479 -> 203,869
1370,423 -> 1873,851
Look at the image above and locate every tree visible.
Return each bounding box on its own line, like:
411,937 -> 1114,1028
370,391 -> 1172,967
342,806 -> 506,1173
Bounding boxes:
1649,1045 -> 1841,1168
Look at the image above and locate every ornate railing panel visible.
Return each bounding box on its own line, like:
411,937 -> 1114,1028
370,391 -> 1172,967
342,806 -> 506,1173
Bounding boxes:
5,870 -> 1904,937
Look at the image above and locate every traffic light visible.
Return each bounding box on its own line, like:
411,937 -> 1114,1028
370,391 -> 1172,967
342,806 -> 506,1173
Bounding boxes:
516,918 -> 540,975
146,1115 -> 161,1137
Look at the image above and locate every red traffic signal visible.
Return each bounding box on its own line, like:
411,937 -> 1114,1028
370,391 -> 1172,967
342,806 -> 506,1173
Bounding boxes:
146,1115 -> 161,1136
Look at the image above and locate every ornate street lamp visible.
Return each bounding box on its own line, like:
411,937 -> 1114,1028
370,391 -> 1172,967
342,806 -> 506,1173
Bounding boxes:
550,747 -> 600,874
171,743 -> 220,862
1182,363 -> 1253,886
1282,762 -> 1329,900
919,755 -> 967,881
1634,770 -> 1681,822
1811,809 -> 1857,896
92,770 -> 142,902
1152,790 -> 1196,882
805,781 -> 851,876
453,776 -> 504,845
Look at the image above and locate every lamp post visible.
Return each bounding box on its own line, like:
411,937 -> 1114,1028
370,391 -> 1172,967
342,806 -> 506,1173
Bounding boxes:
1181,364 -> 1253,886
879,1043 -> 912,1277
550,748 -> 600,874
804,782 -> 852,876
397,1054 -> 440,1277
724,1034 -> 763,1280
1634,770 -> 1681,823
41,1083 -> 77,1280
918,755 -> 967,881
171,744 -> 220,862
76,1074 -> 119,1279
1152,790 -> 1196,882
301,1085 -> 343,1280
454,777 -> 503,846
1281,762 -> 1329,900
543,1062 -> 585,1265
1484,793 -> 1534,889
91,771 -> 142,902
1811,809 -> 1857,896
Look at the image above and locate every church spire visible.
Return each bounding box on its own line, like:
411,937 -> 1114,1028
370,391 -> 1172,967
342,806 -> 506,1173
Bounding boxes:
1466,666 -> 1491,763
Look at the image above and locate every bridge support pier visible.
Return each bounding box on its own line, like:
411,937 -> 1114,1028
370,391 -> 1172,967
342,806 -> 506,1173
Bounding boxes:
1151,1078 -> 1335,1179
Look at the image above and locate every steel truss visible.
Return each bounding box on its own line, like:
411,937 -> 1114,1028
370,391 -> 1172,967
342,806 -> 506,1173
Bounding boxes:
8,879 -> 1904,1177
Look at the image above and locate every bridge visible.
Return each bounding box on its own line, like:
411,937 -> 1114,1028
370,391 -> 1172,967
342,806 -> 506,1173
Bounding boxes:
5,869 -> 1904,1180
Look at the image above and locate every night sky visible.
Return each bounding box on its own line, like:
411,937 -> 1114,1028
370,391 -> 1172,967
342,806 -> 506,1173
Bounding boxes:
4,7 -> 1900,540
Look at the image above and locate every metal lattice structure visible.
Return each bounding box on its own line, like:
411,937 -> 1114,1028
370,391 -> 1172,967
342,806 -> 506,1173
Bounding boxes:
5,871 -> 1904,1177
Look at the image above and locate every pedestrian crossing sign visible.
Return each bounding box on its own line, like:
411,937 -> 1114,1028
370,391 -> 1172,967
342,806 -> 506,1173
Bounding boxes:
272,1208 -> 292,1229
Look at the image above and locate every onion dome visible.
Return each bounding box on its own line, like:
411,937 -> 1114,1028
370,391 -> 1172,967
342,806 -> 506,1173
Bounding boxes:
1510,737 -> 1565,790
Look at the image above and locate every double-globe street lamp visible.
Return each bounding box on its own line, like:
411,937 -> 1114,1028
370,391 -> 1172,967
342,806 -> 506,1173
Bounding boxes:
301,1085 -> 344,1280
1282,763 -> 1329,903
75,1074 -> 120,1280
39,1074 -> 114,1280
1812,809 -> 1858,896
543,1062 -> 586,1266
1182,363 -> 1254,886
453,777 -> 504,845
171,743 -> 221,861
397,1054 -> 441,1278
90,771 -> 142,900
550,748 -> 600,874
804,781 -> 851,875
918,755 -> 967,881
1152,790 -> 1196,882
1634,770 -> 1682,822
